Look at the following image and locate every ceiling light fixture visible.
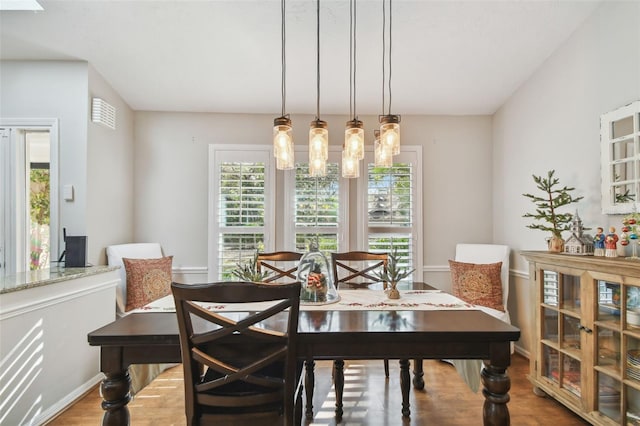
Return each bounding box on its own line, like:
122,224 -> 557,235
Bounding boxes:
273,0 -> 294,170
309,0 -> 328,178
379,0 -> 400,156
342,0 -> 363,179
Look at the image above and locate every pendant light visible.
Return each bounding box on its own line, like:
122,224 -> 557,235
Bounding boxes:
374,129 -> 392,167
273,0 -> 294,170
343,0 -> 363,178
309,0 -> 328,178
379,0 -> 400,156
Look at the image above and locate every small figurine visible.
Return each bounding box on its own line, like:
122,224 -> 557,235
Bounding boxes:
593,227 -> 606,257
605,226 -> 619,257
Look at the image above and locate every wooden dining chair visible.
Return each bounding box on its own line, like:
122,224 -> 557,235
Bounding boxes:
256,251 -> 302,283
331,251 -> 388,289
171,281 -> 303,426
328,251 -> 391,419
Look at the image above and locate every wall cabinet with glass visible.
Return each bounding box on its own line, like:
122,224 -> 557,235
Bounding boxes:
522,251 -> 640,425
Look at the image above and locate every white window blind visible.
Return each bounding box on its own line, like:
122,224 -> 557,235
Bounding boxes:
293,162 -> 340,254
284,147 -> 348,255
359,146 -> 422,279
209,146 -> 274,280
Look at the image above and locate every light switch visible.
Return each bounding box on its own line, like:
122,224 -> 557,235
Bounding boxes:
63,184 -> 74,201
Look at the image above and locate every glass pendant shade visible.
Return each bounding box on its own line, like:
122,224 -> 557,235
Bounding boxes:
273,117 -> 294,169
297,241 -> 340,305
380,115 -> 400,155
276,145 -> 294,170
342,147 -> 359,178
374,130 -> 393,167
344,119 -> 364,160
309,156 -> 326,177
309,120 -> 328,160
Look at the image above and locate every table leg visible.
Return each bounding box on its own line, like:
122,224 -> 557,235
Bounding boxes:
412,358 -> 424,390
334,359 -> 344,420
481,361 -> 511,426
100,369 -> 131,426
399,359 -> 411,417
304,360 -> 315,420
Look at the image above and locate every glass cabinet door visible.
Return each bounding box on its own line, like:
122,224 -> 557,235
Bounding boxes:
539,269 -> 582,399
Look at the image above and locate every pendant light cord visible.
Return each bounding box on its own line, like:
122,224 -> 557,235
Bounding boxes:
388,0 -> 392,115
281,0 -> 286,117
381,0 -> 386,115
381,0 -> 393,116
349,0 -> 358,120
316,0 -> 320,120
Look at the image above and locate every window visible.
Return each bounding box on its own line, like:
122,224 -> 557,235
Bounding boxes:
601,100 -> 640,214
210,144 -> 422,281
284,148 -> 348,257
358,147 -> 423,278
0,119 -> 59,278
208,145 -> 274,280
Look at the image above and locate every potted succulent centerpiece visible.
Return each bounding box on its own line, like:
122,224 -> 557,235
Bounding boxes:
232,251 -> 271,282
374,248 -> 415,300
522,170 -> 584,253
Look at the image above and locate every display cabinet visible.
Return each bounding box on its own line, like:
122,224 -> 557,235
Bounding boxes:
522,251 -> 640,425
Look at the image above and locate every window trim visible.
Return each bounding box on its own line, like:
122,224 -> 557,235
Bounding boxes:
0,118 -> 59,277
208,144 -> 275,280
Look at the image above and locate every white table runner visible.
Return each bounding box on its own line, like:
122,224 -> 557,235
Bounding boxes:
133,289 -> 476,313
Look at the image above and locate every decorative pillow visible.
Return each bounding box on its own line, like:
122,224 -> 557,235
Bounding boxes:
124,256 -> 173,312
448,260 -> 504,312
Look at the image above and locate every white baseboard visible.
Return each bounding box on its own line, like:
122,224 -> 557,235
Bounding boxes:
39,373 -> 103,425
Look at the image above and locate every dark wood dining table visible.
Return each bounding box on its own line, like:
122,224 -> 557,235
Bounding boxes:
88,283 -> 520,425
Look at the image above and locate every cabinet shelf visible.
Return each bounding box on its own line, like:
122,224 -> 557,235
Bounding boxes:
522,251 -> 640,426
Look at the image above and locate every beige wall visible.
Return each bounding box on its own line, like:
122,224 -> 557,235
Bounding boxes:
133,111 -> 493,290
493,1 -> 640,356
87,65 -> 136,265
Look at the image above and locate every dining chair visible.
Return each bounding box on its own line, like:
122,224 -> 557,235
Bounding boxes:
327,251 -> 392,419
171,280 -> 303,426
331,251 -> 388,289
106,242 -> 175,395
256,251 -> 302,283
448,243 -> 512,393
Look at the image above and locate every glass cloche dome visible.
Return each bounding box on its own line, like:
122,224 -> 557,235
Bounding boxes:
297,242 -> 340,305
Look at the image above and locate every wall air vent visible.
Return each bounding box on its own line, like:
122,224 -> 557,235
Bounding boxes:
91,98 -> 116,130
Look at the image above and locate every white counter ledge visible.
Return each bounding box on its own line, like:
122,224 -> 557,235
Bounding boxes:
0,265 -> 118,294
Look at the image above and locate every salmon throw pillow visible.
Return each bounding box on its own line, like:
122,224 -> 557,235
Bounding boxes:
123,256 -> 173,311
448,260 -> 504,312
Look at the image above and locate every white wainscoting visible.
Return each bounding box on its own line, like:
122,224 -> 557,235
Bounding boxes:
0,270 -> 117,425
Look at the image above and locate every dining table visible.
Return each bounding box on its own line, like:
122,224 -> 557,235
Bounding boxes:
87,282 -> 520,425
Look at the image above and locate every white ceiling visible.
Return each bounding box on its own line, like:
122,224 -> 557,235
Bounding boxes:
0,0 -> 602,115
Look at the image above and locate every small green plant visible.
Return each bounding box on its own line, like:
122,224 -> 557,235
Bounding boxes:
374,247 -> 415,283
231,251 -> 270,282
522,170 -> 583,237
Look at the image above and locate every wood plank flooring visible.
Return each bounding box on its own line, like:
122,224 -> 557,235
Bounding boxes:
47,354 -> 589,425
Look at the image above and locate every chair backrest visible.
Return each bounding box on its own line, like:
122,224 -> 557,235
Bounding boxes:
331,251 -> 388,289
256,251 -> 302,283
106,243 -> 163,316
171,281 -> 301,425
454,243 -> 510,308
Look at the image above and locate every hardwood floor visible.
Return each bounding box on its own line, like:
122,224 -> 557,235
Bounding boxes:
47,354 -> 589,425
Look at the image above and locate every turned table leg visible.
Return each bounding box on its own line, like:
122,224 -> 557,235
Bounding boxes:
399,359 -> 411,417
304,360 -> 315,420
481,361 -> 511,426
412,358 -> 424,390
100,370 -> 131,426
334,359 -> 344,420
